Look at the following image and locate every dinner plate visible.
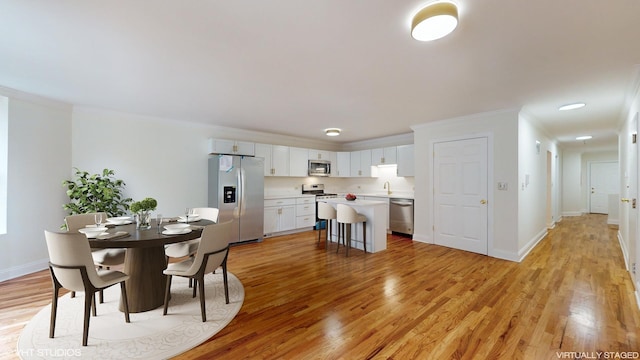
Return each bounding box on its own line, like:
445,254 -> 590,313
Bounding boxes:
107,216 -> 133,225
78,227 -> 109,238
162,228 -> 192,235
178,215 -> 200,223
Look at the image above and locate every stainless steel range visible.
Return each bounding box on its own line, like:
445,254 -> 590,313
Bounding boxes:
302,184 -> 337,229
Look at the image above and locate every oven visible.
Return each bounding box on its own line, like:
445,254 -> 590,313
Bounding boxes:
301,184 -> 337,229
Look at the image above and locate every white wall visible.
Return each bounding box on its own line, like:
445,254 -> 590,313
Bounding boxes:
562,151 -> 583,216
517,113 -> 559,258
412,109 -> 520,261
0,89 -> 72,281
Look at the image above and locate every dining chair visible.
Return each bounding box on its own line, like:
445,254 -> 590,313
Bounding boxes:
65,212 -> 126,302
165,207 -> 219,259
317,202 -> 338,249
336,204 -> 367,257
163,220 -> 232,322
44,230 -> 131,346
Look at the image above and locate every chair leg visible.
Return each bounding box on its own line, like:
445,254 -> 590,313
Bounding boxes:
49,283 -> 60,339
92,293 -> 97,317
223,263 -> 230,304
192,279 -> 197,298
346,224 -> 352,257
120,282 -> 131,323
99,289 -> 104,304
362,221 -> 367,253
198,276 -> 206,322
163,275 -> 173,316
71,291 -> 75,298
82,291 -> 93,346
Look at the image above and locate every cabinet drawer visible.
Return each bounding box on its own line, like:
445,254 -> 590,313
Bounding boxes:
264,198 -> 296,207
296,197 -> 315,205
296,203 -> 315,216
296,215 -> 315,228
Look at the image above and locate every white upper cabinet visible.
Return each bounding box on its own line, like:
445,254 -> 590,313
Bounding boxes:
256,143 -> 290,176
208,138 -> 255,156
350,149 -> 372,177
371,146 -> 397,166
308,149 -> 333,161
335,152 -> 350,177
289,147 -> 309,177
396,144 -> 414,177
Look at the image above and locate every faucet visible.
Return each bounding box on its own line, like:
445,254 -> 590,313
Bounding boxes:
384,181 -> 392,195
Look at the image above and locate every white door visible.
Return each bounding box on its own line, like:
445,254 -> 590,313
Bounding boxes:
589,161 -> 619,214
630,113 -> 639,298
434,137 -> 488,255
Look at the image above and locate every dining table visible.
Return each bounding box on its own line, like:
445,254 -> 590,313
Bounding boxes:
88,218 -> 214,313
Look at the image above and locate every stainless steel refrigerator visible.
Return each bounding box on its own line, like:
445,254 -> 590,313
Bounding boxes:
208,155 -> 264,243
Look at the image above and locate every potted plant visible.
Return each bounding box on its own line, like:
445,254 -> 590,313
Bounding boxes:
130,197 -> 157,229
62,168 -> 132,229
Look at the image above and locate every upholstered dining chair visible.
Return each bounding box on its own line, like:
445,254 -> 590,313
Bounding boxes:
317,202 -> 338,248
65,213 -> 126,268
44,230 -> 131,346
65,212 -> 126,302
164,207 -> 219,259
336,204 -> 367,257
163,220 -> 232,322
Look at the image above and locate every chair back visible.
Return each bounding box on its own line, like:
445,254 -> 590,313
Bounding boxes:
187,220 -> 233,275
337,204 -> 359,223
65,212 -> 110,232
44,230 -> 102,291
191,207 -> 220,222
318,202 -> 337,220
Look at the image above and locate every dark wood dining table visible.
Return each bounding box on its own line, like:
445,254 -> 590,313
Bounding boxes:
88,219 -> 213,313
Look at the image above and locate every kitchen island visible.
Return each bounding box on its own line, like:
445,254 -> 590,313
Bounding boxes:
321,198 -> 388,253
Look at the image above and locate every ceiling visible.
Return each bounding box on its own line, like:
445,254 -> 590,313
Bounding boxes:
1,1 -> 639,149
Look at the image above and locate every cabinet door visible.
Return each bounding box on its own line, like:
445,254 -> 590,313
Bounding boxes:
350,151 -> 361,177
360,149 -> 372,177
383,146 -> 397,165
309,149 -> 332,161
289,147 -> 309,177
271,145 -> 290,176
255,143 -> 273,176
335,152 -> 349,177
264,207 -> 279,234
209,139 -> 235,155
397,144 -> 414,177
371,148 -> 384,166
280,206 -> 296,231
235,141 -> 255,156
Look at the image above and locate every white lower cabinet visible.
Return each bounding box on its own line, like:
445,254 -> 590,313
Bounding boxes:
264,196 -> 316,236
264,198 -> 296,235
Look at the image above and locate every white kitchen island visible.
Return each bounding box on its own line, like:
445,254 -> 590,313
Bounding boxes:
321,198 -> 388,253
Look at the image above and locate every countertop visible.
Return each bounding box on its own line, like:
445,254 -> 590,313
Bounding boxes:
322,198 -> 388,206
264,194 -> 315,200
348,193 -> 415,200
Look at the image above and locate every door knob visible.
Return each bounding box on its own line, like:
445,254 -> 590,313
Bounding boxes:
621,198 -> 630,203
480,199 -> 487,204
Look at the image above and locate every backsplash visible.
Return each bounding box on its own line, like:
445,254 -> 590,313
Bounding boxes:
264,166 -> 414,197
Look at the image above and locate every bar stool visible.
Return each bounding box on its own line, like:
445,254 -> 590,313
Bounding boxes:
317,202 -> 338,249
336,204 -> 367,257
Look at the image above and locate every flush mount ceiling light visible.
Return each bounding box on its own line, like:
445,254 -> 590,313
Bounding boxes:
559,102 -> 586,111
411,2 -> 459,41
576,135 -> 592,140
325,128 -> 341,137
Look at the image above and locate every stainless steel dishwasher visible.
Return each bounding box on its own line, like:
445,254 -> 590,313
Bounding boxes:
389,198 -> 414,235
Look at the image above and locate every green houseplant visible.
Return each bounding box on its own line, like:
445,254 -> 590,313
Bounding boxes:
62,168 -> 132,228
130,197 -> 157,229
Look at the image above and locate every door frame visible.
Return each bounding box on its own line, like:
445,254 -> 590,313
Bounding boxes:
430,132 -> 494,257
587,160 -> 619,214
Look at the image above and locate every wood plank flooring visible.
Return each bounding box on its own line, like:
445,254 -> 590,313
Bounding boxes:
1,214 -> 638,359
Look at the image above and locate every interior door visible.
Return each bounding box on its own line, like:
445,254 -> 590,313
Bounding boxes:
630,113 -> 639,297
589,161 -> 619,214
434,137 -> 488,255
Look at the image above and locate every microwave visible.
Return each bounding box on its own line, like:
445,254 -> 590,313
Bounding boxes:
308,160 -> 331,177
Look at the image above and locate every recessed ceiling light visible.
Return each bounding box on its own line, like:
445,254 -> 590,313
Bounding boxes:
576,135 -> 592,140
325,128 -> 341,136
559,103 -> 586,111
411,2 -> 459,41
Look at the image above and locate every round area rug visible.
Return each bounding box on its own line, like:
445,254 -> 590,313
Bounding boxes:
17,272 -> 244,360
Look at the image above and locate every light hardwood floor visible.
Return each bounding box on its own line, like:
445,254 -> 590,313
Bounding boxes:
1,214 -> 639,359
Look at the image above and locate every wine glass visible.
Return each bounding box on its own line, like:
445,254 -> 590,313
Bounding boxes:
94,213 -> 102,228
157,214 -> 163,233
185,208 -> 190,223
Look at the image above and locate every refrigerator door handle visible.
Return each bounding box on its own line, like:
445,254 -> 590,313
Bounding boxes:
239,165 -> 245,217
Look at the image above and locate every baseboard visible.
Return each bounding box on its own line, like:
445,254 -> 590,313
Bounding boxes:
0,258 -> 49,282
608,219 -> 620,225
636,291 -> 640,311
618,230 -> 630,271
411,233 -> 431,244
562,211 -> 583,217
517,228 -> 548,262
489,249 -> 520,262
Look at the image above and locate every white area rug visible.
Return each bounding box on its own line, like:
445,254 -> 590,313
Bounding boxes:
17,272 -> 244,360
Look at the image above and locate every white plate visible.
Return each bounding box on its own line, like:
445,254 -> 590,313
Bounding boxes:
164,223 -> 190,231
162,228 -> 192,235
178,215 -> 200,223
107,216 -> 132,225
78,227 -> 109,238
